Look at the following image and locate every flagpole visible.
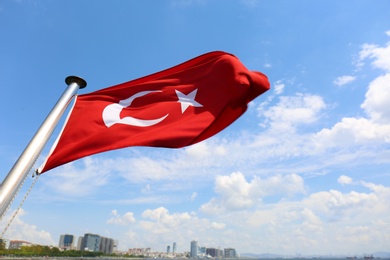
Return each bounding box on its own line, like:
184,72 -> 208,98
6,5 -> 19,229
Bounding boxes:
0,76 -> 87,218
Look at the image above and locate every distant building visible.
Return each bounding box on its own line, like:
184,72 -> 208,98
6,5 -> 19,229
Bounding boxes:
224,248 -> 237,258
59,234 -> 75,250
173,242 -> 176,253
128,247 -> 151,255
190,240 -> 198,257
167,245 -> 171,253
205,248 -> 224,258
206,248 -> 218,257
199,246 -> 206,255
113,240 -> 118,253
0,238 -> 10,249
82,233 -> 101,252
76,236 -> 83,250
8,240 -> 31,249
100,236 -> 115,255
77,233 -> 115,254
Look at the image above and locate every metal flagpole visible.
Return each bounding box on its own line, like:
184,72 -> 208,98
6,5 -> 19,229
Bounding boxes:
0,76 -> 87,218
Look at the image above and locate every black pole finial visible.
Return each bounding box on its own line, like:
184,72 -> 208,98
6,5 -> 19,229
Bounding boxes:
65,76 -> 87,89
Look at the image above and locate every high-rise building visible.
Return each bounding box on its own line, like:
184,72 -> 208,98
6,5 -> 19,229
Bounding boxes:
167,245 -> 170,253
59,234 -> 75,250
59,235 -> 64,248
77,236 -> 83,251
100,236 -> 115,255
206,248 -> 219,257
190,240 -> 198,257
82,233 -> 101,252
224,248 -> 237,258
173,242 -> 176,253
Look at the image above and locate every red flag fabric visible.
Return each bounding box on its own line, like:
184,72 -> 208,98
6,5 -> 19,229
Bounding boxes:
38,51 -> 270,173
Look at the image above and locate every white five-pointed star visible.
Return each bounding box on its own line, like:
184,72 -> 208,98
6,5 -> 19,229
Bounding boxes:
175,89 -> 203,113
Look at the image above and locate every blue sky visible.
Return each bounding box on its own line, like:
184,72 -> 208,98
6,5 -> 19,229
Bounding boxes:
1,0 -> 390,256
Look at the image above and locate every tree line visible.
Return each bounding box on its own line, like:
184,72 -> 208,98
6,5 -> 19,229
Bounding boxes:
0,243 -> 144,258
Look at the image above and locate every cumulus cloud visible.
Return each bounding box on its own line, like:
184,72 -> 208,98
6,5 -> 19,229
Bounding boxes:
1,209 -> 55,245
211,221 -> 225,229
315,34 -> 390,148
142,207 -> 191,225
259,93 -> 326,131
333,75 -> 356,86
338,175 -> 353,185
315,117 -> 390,146
361,73 -> 390,123
359,42 -> 390,72
199,178 -> 390,254
201,172 -> 305,214
107,210 -> 136,225
273,180 -> 386,250
357,34 -> 390,125
125,207 -> 228,248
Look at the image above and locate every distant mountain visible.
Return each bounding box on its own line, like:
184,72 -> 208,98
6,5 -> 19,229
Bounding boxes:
240,252 -> 390,259
373,251 -> 390,258
240,253 -> 283,259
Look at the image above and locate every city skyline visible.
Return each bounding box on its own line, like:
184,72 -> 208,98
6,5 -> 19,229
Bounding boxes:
2,234 -> 389,258
4,234 -> 238,257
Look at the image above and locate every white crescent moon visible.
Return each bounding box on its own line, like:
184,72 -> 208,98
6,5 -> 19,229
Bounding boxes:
102,90 -> 169,128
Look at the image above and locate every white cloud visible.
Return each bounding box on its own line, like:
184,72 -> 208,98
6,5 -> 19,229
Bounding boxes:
199,178 -> 390,254
274,82 -> 285,95
333,75 -> 356,86
185,142 -> 210,159
210,221 -> 225,229
41,157 -> 111,197
315,117 -> 390,146
117,156 -> 171,182
142,207 -> 191,225
361,73 -> 390,123
107,210 -> 136,225
201,172 -> 305,213
359,42 -> 390,72
316,36 -> 390,149
338,175 -> 353,185
260,93 -> 326,131
126,207 -> 231,248
1,209 -> 55,245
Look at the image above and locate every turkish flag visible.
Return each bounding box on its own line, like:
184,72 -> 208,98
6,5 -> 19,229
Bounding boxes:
38,51 -> 270,173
